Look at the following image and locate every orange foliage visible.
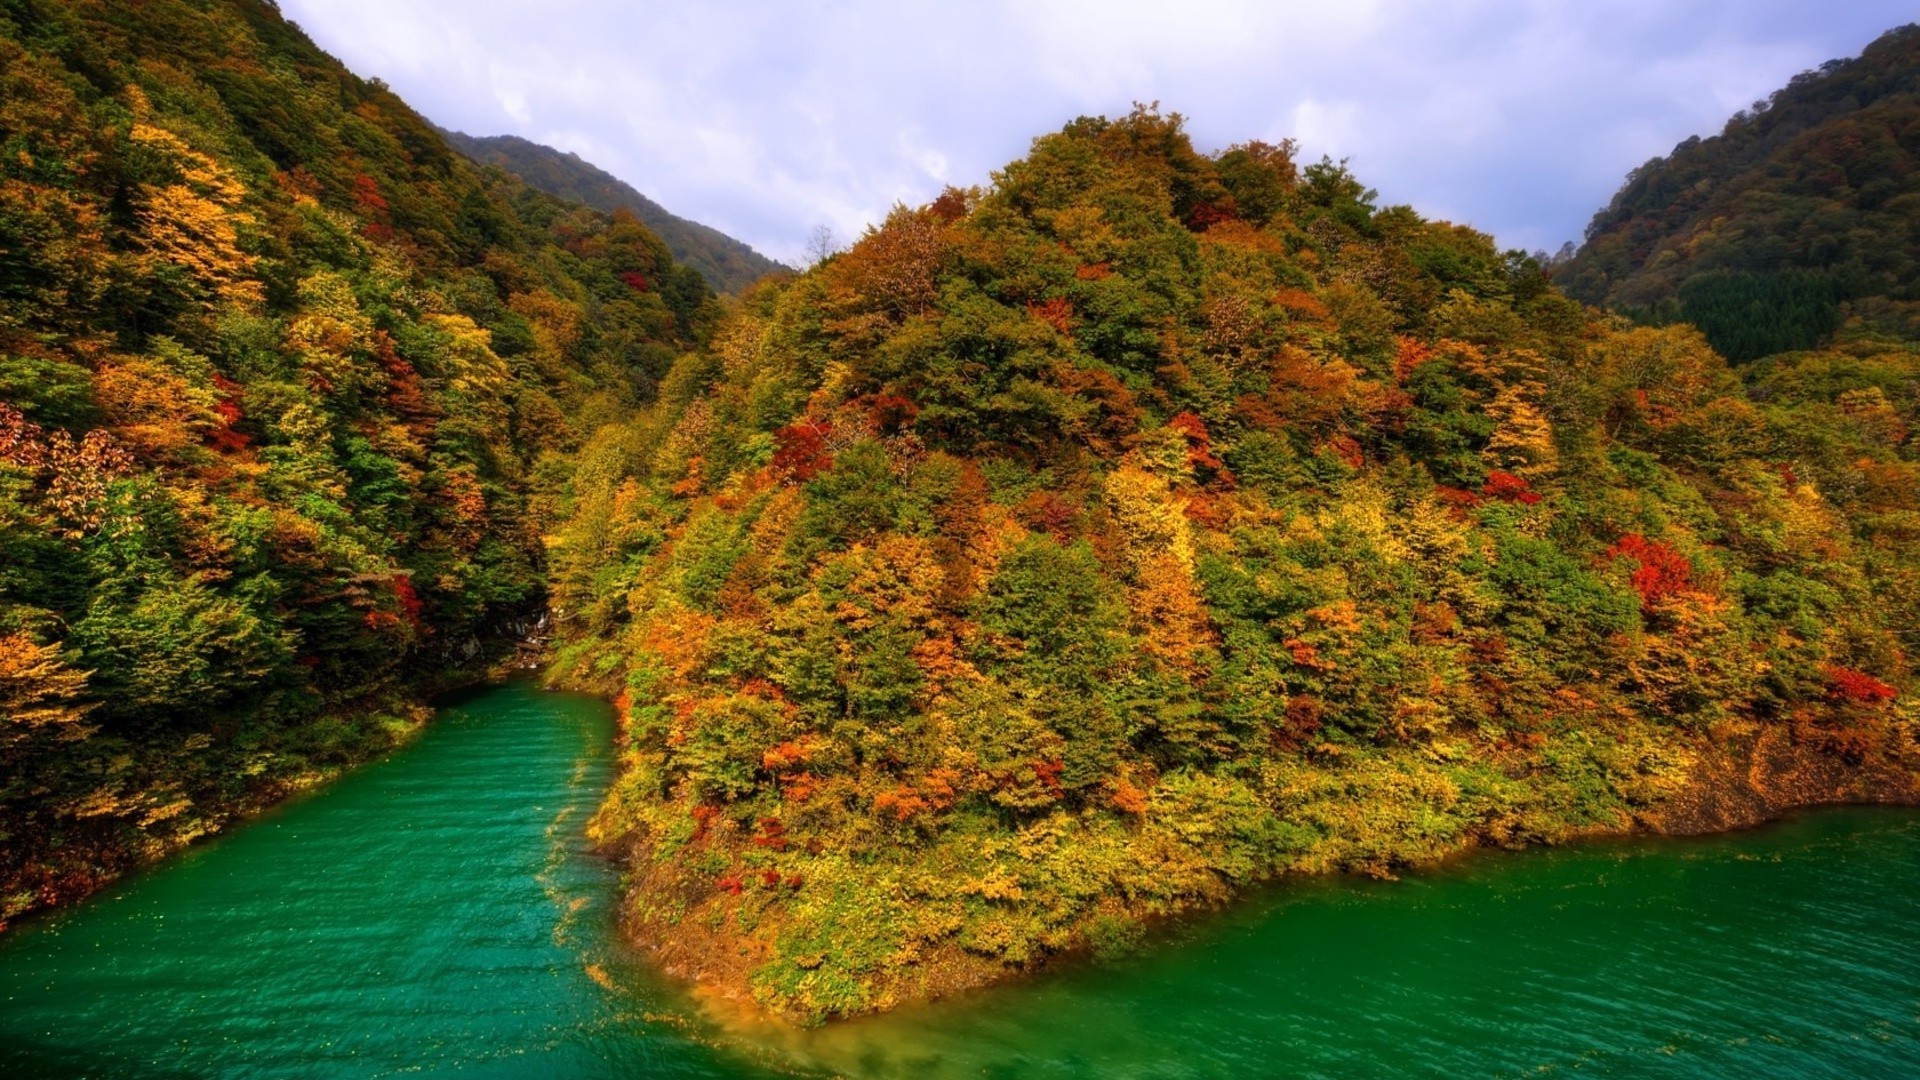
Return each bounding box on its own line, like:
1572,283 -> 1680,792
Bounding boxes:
1394,336 -> 1435,382
1028,297 -> 1075,335
1272,288 -> 1330,321
1109,776 -> 1149,815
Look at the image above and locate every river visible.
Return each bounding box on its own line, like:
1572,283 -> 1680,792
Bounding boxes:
1,682 -> 1916,1078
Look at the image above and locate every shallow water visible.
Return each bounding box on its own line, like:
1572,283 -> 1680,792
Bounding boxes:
2,682 -> 1916,1078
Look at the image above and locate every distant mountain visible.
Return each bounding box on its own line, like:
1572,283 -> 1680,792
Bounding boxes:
443,131 -> 785,294
1556,24 -> 1920,361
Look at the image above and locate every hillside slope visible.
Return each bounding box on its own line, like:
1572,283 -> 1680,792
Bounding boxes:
443,131 -> 785,295
0,0 -> 714,925
1557,24 -> 1920,360
548,109 -> 1919,1022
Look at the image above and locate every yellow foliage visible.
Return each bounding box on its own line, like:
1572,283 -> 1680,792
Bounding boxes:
1131,552 -> 1217,675
0,635 -> 94,742
128,122 -> 262,308
1103,463 -> 1194,573
91,357 -> 220,457
1482,381 -> 1559,481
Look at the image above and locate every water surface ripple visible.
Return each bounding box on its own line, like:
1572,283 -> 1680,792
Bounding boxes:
2,683 -> 1916,1078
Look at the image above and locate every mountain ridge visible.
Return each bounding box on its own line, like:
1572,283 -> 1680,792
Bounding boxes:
441,130 -> 786,295
1556,23 -> 1920,360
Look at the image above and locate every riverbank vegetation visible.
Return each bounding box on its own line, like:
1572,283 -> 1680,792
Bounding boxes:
549,106 -> 1919,1021
2,0 -> 1916,1030
0,0 -> 713,925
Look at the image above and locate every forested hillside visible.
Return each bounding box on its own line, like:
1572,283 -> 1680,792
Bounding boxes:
3,0 -> 1917,1035
1557,24 -> 1920,361
443,131 -> 785,295
0,0 -> 714,924
549,108 -> 1919,1022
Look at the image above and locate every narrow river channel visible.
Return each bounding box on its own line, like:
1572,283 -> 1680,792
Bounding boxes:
2,683 -> 1916,1078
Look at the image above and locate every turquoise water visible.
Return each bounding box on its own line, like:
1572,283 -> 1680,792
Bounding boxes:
2,683 -> 1917,1078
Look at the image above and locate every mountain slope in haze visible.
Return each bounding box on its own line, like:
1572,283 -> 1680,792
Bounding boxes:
444,131 -> 786,295
1557,24 -> 1920,361
549,108 -> 1919,1023
0,0 -> 713,925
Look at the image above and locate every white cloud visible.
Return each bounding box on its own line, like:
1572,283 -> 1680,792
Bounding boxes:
277,0 -> 1915,264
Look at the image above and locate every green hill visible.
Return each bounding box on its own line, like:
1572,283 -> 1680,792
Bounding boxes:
442,131 -> 786,295
0,0 -> 715,924
547,109 -> 1919,1022
1556,24 -> 1920,361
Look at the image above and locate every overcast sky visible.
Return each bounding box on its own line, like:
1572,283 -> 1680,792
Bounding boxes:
277,1 -> 1915,266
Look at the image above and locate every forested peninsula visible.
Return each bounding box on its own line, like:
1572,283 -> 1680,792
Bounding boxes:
3,0 -> 1917,1028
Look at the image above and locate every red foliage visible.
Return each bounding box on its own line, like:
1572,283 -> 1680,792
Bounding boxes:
1027,297 -> 1075,335
207,373 -> 250,452
1606,534 -> 1693,607
864,392 -> 919,435
1075,262 -> 1112,281
771,420 -> 833,482
927,187 -> 970,223
391,573 -> 423,630
690,803 -> 721,841
1185,197 -> 1239,231
351,174 -> 388,217
752,816 -> 789,850
1016,491 -> 1078,538
761,869 -> 782,888
1394,337 -> 1435,383
1825,665 -> 1898,705
620,270 -> 650,292
1032,758 -> 1065,798
716,873 -> 744,896
1271,694 -> 1324,752
1325,435 -> 1364,470
1167,411 -> 1231,482
1181,491 -> 1229,530
375,335 -> 434,429
1480,470 -> 1541,505
1435,486 -> 1482,510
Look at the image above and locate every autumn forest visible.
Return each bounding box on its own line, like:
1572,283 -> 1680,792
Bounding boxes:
2,0 -> 1918,1032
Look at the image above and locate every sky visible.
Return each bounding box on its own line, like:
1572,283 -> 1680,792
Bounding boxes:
276,1 -> 1917,267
